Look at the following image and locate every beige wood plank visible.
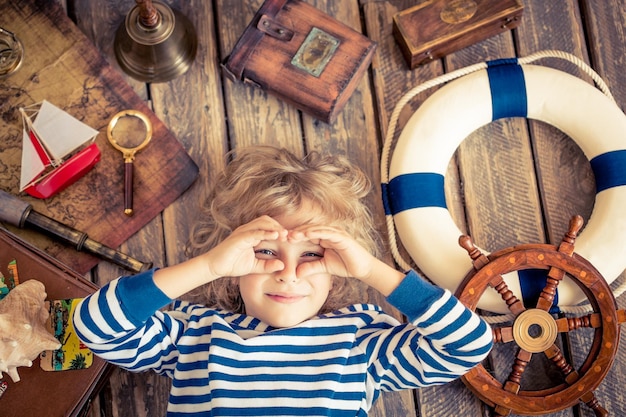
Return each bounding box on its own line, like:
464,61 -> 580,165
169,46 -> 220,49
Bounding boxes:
362,0 -> 467,272
516,0 -> 594,245
68,0 -> 169,415
561,1 -> 626,416
362,0 -> 483,416
216,0 -> 303,153
449,2 -> 583,416
149,0 -> 229,268
215,0 -> 418,415
301,2 -> 418,415
513,2 -> 615,416
581,0 -> 626,104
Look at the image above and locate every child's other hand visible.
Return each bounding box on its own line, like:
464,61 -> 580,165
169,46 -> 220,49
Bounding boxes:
290,226 -> 375,281
205,216 -> 286,279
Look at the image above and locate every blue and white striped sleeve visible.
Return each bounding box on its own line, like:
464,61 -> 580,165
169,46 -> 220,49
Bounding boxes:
72,269 -> 185,376
363,270 -> 493,390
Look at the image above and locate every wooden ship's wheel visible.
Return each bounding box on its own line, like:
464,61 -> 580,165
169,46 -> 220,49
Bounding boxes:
456,215 -> 625,417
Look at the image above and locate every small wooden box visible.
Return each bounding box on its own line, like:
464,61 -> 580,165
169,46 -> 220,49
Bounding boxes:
222,0 -> 376,124
393,0 -> 524,68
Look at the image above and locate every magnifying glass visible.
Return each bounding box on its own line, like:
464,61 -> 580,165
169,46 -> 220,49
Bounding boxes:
107,110 -> 152,216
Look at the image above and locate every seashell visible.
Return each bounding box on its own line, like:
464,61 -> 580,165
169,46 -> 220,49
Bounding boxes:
0,280 -> 61,382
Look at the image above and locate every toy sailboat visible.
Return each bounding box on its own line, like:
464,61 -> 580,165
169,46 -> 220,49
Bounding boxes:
19,100 -> 101,199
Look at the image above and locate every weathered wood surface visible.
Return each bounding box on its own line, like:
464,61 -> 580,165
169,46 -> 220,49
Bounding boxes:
0,0 -> 199,274
28,0 -> 626,416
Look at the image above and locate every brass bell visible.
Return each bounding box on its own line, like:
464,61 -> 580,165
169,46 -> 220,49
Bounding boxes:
114,0 -> 197,83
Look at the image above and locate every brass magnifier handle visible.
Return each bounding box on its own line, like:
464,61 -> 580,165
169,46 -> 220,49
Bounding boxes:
124,154 -> 136,216
107,110 -> 152,216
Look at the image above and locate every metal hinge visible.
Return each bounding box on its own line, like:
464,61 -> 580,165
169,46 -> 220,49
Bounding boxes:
257,14 -> 294,41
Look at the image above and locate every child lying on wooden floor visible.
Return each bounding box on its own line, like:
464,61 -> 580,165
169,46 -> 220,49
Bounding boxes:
73,146 -> 492,416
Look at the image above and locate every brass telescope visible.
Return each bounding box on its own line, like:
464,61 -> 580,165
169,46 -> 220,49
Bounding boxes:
0,189 -> 152,273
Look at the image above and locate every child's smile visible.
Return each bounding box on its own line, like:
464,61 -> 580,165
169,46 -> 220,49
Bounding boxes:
266,292 -> 306,303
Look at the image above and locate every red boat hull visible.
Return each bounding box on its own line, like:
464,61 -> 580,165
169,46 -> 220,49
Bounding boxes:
24,143 -> 101,199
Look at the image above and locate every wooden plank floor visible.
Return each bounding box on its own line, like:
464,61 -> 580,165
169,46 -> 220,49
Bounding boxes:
59,0 -> 626,416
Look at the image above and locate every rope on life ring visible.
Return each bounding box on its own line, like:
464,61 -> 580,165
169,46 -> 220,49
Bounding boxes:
381,50 -> 626,316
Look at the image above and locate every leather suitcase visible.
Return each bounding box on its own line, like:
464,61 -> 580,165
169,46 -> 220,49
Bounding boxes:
393,0 -> 524,68
0,228 -> 110,417
222,0 -> 376,124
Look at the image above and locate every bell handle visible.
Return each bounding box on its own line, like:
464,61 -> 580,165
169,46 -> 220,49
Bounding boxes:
136,0 -> 159,28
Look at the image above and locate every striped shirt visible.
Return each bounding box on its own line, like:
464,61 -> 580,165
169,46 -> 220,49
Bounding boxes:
73,270 -> 492,416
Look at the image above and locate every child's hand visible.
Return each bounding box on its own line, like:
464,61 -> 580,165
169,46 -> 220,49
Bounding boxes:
289,226 -> 376,281
205,216 -> 287,279
290,225 -> 405,296
154,216 -> 289,299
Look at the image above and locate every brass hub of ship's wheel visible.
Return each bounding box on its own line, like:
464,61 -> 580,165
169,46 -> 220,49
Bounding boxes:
455,215 -> 624,417
512,309 -> 558,353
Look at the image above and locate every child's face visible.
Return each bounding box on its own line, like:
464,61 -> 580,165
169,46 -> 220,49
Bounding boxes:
238,211 -> 332,328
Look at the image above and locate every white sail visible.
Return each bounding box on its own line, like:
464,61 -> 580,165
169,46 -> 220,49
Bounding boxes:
31,100 -> 99,162
19,129 -> 45,191
19,100 -> 99,191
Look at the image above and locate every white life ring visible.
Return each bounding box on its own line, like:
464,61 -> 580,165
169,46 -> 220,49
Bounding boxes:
383,53 -> 626,313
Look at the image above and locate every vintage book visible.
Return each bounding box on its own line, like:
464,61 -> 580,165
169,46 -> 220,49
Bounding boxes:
222,0 -> 376,124
393,0 -> 524,68
0,228 -> 110,417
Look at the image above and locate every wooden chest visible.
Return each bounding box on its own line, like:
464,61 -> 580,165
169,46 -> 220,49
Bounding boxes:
393,0 -> 524,68
222,0 -> 376,124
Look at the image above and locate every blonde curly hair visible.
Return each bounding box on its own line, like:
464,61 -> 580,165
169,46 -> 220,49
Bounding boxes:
187,146 -> 381,315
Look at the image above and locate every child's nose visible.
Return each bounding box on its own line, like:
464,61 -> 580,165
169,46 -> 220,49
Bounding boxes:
275,259 -> 298,282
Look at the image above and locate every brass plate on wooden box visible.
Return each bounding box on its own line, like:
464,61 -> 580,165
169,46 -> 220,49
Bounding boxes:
291,27 -> 340,78
393,0 -> 523,68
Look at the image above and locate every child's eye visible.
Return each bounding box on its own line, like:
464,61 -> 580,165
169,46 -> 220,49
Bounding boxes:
255,249 -> 276,257
302,252 -> 323,258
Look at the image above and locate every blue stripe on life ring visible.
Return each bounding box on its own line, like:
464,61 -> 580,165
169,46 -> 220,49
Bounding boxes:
385,61 -> 529,216
518,269 -> 560,313
487,59 -> 528,120
590,150 -> 626,192
487,60 -> 556,310
383,173 -> 446,215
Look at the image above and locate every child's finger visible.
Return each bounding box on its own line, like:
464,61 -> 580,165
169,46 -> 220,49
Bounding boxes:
291,225 -> 345,242
254,259 -> 284,274
305,230 -> 352,251
296,259 -> 327,277
236,215 -> 286,234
